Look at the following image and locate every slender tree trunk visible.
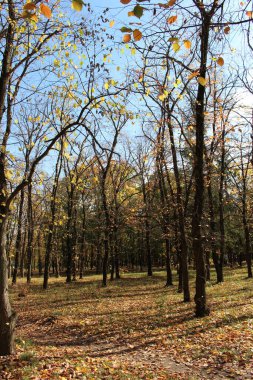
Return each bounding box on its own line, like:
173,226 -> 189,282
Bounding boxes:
0,218 -> 17,355
141,179 -> 152,277
139,232 -> 144,271
12,190 -> 24,284
167,110 -> 189,301
192,9 -> 211,317
165,237 -> 173,286
43,227 -> 54,288
102,237 -> 109,286
38,234 -> 43,277
155,148 -> 173,286
242,187 -> 252,278
146,219 -> 152,276
79,201 -> 86,279
66,187 -> 74,283
20,228 -> 26,278
26,183 -> 34,283
43,144 -> 63,289
72,205 -> 78,281
110,251 -> 115,281
218,125 -> 226,283
55,252 -> 60,278
101,174 -> 111,287
206,251 -> 210,281
177,254 -> 183,293
207,168 -> 220,282
244,222 -> 252,278
114,231 -> 120,279
96,244 -> 101,274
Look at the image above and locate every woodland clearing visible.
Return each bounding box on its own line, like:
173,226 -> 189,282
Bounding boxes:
0,267 -> 253,379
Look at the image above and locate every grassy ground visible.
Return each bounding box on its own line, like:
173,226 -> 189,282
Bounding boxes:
0,267 -> 253,379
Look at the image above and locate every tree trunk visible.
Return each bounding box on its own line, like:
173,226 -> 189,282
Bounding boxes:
146,219 -> 152,276
192,9 -> 212,317
141,179 -> 152,277
96,244 -> 101,274
114,232 -> 120,279
242,189 -> 252,278
66,188 -> 74,283
102,237 -> 109,286
155,149 -> 173,286
101,174 -> 111,287
177,255 -> 183,293
218,124 -> 226,283
72,205 -> 78,281
20,228 -> 26,278
26,183 -> 34,283
0,218 -> 17,355
206,167 -> 220,283
165,237 -> 173,286
167,111 -> 189,301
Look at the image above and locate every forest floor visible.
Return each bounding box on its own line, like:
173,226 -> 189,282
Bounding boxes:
0,267 -> 253,380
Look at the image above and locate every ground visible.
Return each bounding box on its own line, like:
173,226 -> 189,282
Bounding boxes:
0,267 -> 253,379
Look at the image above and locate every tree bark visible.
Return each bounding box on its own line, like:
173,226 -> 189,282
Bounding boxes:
192,6 -> 212,317
0,218 -> 17,355
43,145 -> 63,289
12,189 -> 24,284
26,183 -> 34,283
167,110 -> 189,300
242,181 -> 252,278
218,124 -> 226,283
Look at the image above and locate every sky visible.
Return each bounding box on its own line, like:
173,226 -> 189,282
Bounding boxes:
10,0 -> 253,178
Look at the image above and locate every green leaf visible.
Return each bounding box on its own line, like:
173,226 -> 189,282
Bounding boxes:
133,5 -> 144,18
120,27 -> 133,33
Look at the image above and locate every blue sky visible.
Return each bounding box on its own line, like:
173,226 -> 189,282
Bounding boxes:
12,0 -> 253,177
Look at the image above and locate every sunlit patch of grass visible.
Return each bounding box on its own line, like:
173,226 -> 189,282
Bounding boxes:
19,351 -> 36,363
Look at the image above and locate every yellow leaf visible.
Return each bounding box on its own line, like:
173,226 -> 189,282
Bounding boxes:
123,34 -> 131,43
54,59 -> 60,67
40,4 -> 52,18
158,91 -> 169,101
104,82 -> 109,90
198,77 -> 207,86
30,14 -> 38,22
21,10 -> 30,19
168,37 -> 179,42
5,170 -> 13,180
183,40 -> 191,49
172,43 -> 180,52
167,15 -> 177,24
109,20 -> 115,27
128,11 -> 135,16
72,0 -> 83,12
217,57 -> 224,66
133,29 -> 142,41
131,48 -> 136,55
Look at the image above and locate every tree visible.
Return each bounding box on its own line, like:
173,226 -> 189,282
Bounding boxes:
0,3 -> 127,354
